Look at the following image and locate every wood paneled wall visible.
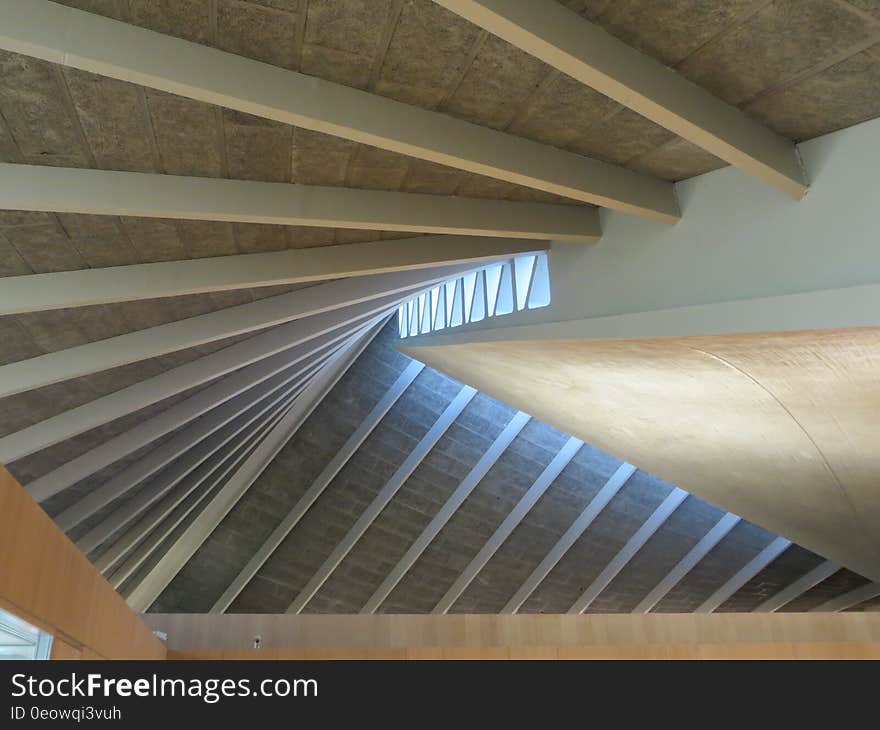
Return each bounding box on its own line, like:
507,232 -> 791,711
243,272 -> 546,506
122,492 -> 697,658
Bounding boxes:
149,613 -> 880,660
0,466 -> 166,660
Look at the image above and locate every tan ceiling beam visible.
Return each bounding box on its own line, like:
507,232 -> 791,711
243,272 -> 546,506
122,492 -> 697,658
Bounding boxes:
432,0 -> 808,199
0,235 -> 547,315
0,164 -> 600,242
0,1 -> 679,223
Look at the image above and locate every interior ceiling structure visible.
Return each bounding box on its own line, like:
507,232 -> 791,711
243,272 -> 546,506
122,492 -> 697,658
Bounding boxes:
0,0 -> 877,615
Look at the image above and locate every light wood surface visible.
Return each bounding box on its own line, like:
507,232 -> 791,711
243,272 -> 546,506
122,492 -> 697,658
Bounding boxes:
148,612 -> 880,660
404,327 -> 880,582
0,466 -> 166,659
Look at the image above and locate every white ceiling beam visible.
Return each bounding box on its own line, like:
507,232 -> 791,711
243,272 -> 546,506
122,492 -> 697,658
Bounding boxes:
74,364 -> 322,555
695,536 -> 792,613
0,0 -> 678,222
432,436 -> 583,614
36,345 -> 337,506
810,582 -> 880,613
24,336 -> 344,500
632,512 -> 741,613
96,377 -> 301,580
753,560 -> 840,613
501,462 -> 636,614
124,320 -> 383,612
0,163 -> 601,242
286,385 -> 478,614
568,487 -> 689,614
0,236 -> 547,315
361,411 -> 530,615
0,287 -> 415,463
432,0 -> 807,199
0,261 -> 481,400
59,352 -> 330,540
108,399 -> 292,591
212,360 -> 425,614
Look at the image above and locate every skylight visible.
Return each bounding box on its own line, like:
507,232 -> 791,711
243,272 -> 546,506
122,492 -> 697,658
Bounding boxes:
397,252 -> 551,339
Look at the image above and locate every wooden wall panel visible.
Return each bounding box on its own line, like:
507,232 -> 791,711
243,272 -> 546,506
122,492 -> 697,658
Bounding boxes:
151,613 -> 880,660
0,466 -> 166,660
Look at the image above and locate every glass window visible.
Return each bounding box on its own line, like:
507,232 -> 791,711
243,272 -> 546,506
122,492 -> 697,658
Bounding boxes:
0,608 -> 53,660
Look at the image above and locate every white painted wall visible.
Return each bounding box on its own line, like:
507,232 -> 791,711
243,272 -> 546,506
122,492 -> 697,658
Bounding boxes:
419,116 -> 880,341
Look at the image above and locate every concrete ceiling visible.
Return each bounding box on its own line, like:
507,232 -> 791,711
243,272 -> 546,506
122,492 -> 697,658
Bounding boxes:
0,0 -> 877,615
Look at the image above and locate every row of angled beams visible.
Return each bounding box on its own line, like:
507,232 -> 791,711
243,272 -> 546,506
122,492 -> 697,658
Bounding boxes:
361,411 -> 532,614
78,372 -> 317,558
211,360 -> 427,614
106,391 -> 293,589
0,261 -> 479,401
432,436 -> 584,614
0,0 -> 678,223
0,304 -> 387,466
632,513 -> 741,613
68,351 -> 333,552
95,384 -> 297,580
98,386 -> 298,583
124,319 -> 383,612
0,236 -> 548,315
0,164 -> 601,242
502,462 -> 637,613
45,345 -> 339,509
285,385 -> 479,614
432,0 -> 808,200
695,536 -> 792,613
25,335 -> 347,501
567,487 -> 690,614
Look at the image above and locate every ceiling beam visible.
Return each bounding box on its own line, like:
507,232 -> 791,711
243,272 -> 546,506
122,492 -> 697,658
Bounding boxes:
362,411 -> 531,615
501,462 -> 636,614
74,367 -> 320,556
285,385 -> 478,614
632,512 -> 741,613
0,0 -> 679,222
0,163 -> 601,242
0,236 -> 547,315
99,387 -> 294,583
24,336 -> 343,501
59,353 -> 330,542
37,345 -> 337,506
0,302 -> 392,464
211,360 -> 425,614
124,320 -> 383,612
432,436 -> 583,614
568,487 -> 689,614
431,0 -> 808,199
0,262 -> 476,400
810,582 -> 880,612
753,560 -> 840,613
695,536 -> 792,613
